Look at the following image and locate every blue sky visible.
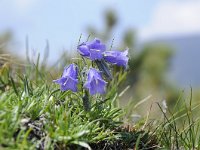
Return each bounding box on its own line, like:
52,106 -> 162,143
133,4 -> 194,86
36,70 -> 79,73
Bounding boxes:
1,0 -> 200,61
0,0 -> 158,59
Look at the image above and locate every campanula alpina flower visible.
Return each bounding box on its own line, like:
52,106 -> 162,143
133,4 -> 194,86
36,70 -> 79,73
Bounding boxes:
104,49 -> 129,67
78,38 -> 106,60
84,68 -> 107,95
53,64 -> 78,92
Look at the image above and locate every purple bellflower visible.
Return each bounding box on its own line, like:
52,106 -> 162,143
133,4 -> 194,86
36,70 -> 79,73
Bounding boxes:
104,49 -> 129,67
78,38 -> 106,60
53,64 -> 78,92
84,68 -> 107,95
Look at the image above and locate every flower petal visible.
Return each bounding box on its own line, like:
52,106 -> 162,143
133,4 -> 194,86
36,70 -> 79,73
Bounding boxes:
77,38 -> 106,60
88,38 -> 106,52
60,77 -> 78,92
53,64 -> 79,92
104,50 -> 129,67
84,68 -> 107,95
89,49 -> 103,60
78,44 -> 90,57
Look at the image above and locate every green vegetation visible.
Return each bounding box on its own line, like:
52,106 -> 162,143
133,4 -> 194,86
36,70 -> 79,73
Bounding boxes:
0,52 -> 158,149
1,37 -> 200,149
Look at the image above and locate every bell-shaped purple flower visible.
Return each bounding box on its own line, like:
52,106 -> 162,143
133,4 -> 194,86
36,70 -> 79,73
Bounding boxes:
78,38 -> 106,60
103,49 -> 129,67
53,64 -> 78,92
84,68 -> 107,95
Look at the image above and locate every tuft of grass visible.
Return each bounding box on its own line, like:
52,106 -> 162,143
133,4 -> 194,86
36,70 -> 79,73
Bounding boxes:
4,43 -> 200,150
0,52 -> 129,149
154,89 -> 200,149
0,50 -> 162,150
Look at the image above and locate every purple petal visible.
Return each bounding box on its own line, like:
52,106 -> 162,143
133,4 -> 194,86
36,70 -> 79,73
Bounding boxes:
103,52 -> 117,64
88,38 -> 106,52
87,68 -> 102,80
60,77 -> 78,92
77,38 -> 106,60
84,68 -> 107,95
53,64 -> 79,92
77,44 -> 90,56
53,77 -> 67,84
84,77 -> 106,95
62,64 -> 78,79
104,49 -> 129,67
89,49 -> 103,60
94,79 -> 107,94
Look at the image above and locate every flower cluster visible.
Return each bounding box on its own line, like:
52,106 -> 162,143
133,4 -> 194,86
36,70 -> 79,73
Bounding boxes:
78,38 -> 128,67
54,38 -> 129,95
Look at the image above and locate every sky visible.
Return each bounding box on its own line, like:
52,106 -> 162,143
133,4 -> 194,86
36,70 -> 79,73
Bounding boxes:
1,0 -> 200,60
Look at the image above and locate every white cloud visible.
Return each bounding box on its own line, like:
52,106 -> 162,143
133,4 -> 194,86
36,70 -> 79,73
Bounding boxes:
14,0 -> 38,14
139,1 -> 200,41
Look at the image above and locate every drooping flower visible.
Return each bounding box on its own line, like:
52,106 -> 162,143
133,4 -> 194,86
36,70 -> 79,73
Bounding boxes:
95,59 -> 112,80
78,38 -> 106,60
53,64 -> 78,92
103,49 -> 129,67
84,68 -> 107,95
